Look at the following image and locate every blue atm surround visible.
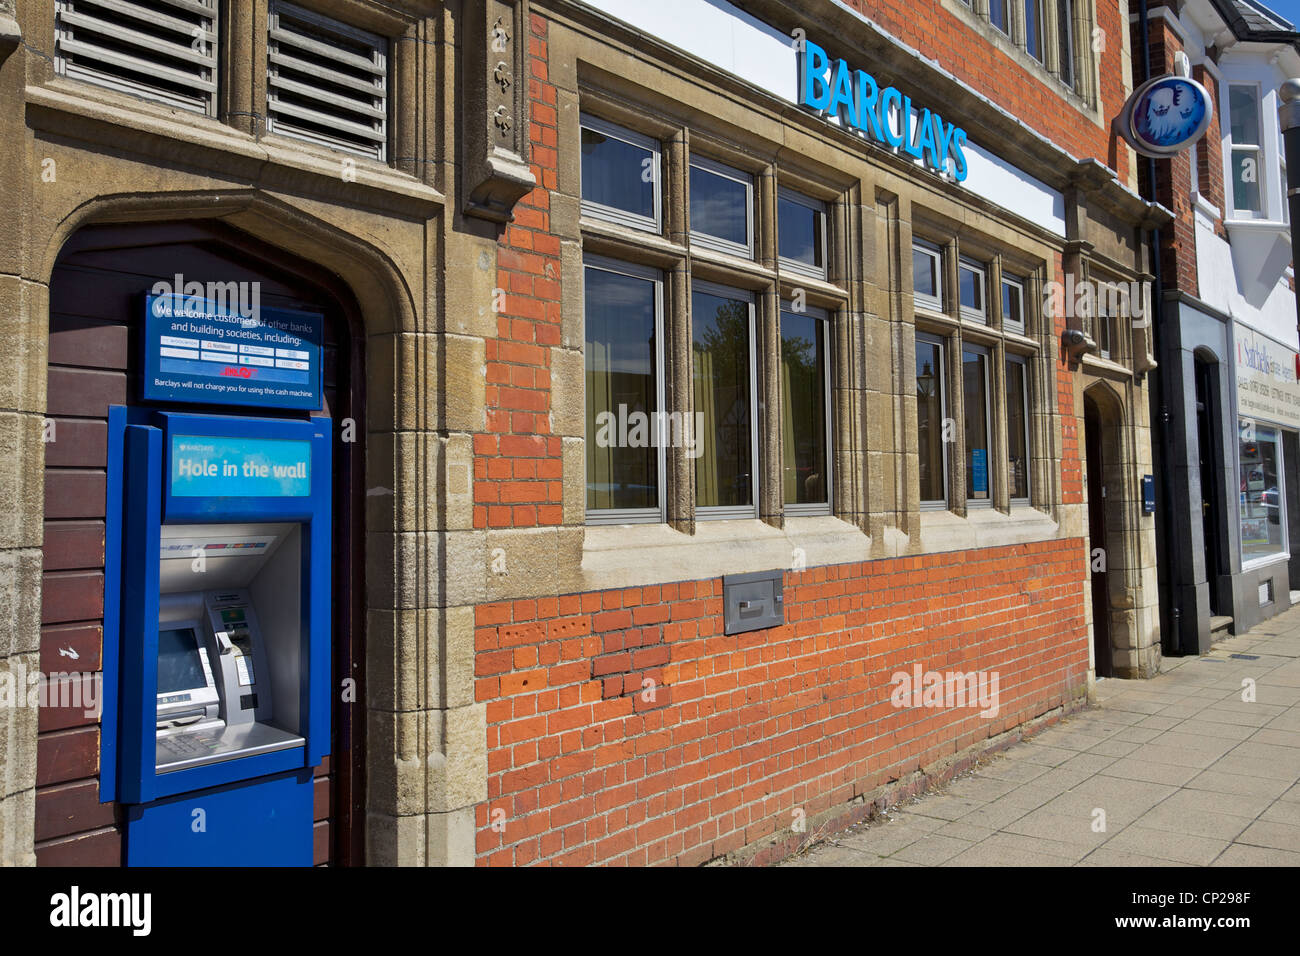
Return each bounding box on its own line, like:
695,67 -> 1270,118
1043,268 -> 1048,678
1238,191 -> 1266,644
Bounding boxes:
103,407 -> 331,866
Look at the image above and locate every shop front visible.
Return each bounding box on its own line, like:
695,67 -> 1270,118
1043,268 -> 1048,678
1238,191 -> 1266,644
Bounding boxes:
1234,322 -> 1300,627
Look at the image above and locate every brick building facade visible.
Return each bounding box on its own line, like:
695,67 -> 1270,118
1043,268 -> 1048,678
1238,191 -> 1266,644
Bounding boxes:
0,0 -> 1170,867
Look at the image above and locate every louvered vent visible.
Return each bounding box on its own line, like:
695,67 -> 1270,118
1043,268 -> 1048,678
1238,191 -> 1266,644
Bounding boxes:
54,0 -> 219,114
267,1 -> 388,160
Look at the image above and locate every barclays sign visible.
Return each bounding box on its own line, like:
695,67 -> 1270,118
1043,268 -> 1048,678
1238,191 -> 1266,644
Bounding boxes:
798,39 -> 970,181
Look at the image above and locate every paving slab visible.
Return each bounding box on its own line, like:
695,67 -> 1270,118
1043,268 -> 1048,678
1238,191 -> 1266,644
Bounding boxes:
783,608 -> 1300,868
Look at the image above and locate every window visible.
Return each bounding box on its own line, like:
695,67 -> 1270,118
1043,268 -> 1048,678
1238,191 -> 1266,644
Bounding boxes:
1002,274 -> 1026,334
693,283 -> 757,517
581,114 -> 662,232
990,0 -> 1009,34
959,259 -> 987,322
267,2 -> 388,160
1094,285 -> 1113,359
913,241 -> 943,311
584,259 -> 664,523
778,190 -> 828,278
916,335 -> 948,506
963,346 -> 992,503
1240,421 -> 1286,563
578,105 -> 842,528
54,0 -> 220,115
690,157 -> 754,258
1057,0 -> 1075,88
781,304 -> 832,513
1006,356 -> 1030,501
1229,85 -> 1264,216
1024,0 -> 1044,62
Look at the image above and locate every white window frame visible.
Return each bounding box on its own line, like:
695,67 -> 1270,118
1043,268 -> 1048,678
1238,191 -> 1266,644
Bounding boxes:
916,331 -> 949,510
780,302 -> 834,517
1001,273 -> 1026,334
1221,78 -> 1285,223
1056,0 -> 1076,90
777,188 -> 829,280
1023,0 -> 1045,63
583,255 -> 667,526
689,156 -> 755,260
959,258 -> 988,323
1006,353 -> 1032,504
913,241 -> 944,313
990,0 -> 1010,35
580,113 -> 663,235
963,342 -> 995,508
693,279 -> 759,520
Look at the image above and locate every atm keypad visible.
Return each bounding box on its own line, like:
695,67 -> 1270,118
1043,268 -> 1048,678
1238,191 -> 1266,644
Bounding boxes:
157,730 -> 223,761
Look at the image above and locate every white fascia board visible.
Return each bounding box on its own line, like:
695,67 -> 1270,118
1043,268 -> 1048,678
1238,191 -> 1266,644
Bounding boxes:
579,0 -> 1071,237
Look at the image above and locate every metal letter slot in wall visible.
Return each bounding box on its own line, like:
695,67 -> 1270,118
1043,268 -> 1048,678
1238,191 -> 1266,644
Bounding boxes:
722,569 -> 785,635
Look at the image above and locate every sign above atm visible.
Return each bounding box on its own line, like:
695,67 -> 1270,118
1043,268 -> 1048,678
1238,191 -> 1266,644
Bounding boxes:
143,291 -> 324,411
170,435 -> 312,498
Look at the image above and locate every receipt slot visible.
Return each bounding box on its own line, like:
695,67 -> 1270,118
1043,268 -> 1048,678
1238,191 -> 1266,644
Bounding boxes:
102,407 -> 331,866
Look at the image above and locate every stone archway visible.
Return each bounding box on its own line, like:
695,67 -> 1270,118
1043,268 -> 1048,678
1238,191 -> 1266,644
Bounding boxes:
17,189 -> 454,866
1083,381 -> 1150,678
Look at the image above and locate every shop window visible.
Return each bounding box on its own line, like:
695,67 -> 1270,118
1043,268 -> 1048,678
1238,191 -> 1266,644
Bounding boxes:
693,282 -> 757,517
1007,355 -> 1030,501
266,2 -> 388,160
580,114 -> 662,232
1024,0 -> 1044,62
913,241 -> 943,311
584,258 -> 665,524
1240,421 -> 1287,564
54,0 -> 220,115
1002,274 -> 1026,334
959,259 -> 987,322
963,346 -> 993,503
781,304 -> 831,513
916,334 -> 948,507
778,189 -> 828,279
690,157 -> 754,259
1229,84 -> 1264,217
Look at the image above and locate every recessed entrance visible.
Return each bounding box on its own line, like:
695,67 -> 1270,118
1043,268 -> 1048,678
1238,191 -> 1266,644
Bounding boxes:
38,221 -> 367,866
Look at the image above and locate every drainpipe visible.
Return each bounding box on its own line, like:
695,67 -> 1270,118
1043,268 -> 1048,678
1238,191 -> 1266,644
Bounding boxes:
1137,0 -> 1179,655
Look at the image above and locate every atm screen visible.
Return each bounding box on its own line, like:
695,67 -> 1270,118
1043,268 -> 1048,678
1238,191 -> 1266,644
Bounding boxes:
158,627 -> 208,695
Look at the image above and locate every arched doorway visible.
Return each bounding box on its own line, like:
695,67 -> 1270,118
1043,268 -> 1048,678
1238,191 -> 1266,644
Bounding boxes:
37,220 -> 367,865
1193,349 -> 1227,621
1083,384 -> 1128,679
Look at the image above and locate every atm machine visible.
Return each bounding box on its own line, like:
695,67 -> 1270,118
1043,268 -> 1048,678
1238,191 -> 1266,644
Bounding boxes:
102,408 -> 331,866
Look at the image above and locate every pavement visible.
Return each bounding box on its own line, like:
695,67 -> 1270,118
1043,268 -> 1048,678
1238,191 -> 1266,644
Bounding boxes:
783,604 -> 1300,867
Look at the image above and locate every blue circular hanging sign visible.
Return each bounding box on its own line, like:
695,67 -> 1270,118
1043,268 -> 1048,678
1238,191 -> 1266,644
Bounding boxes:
1124,74 -> 1213,157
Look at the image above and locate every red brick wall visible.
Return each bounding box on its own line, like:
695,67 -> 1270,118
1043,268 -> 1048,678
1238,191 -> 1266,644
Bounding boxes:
1193,63 -> 1228,241
473,540 -> 1089,865
839,0 -> 1131,180
476,13 -> 565,531
1135,17 -> 1199,295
